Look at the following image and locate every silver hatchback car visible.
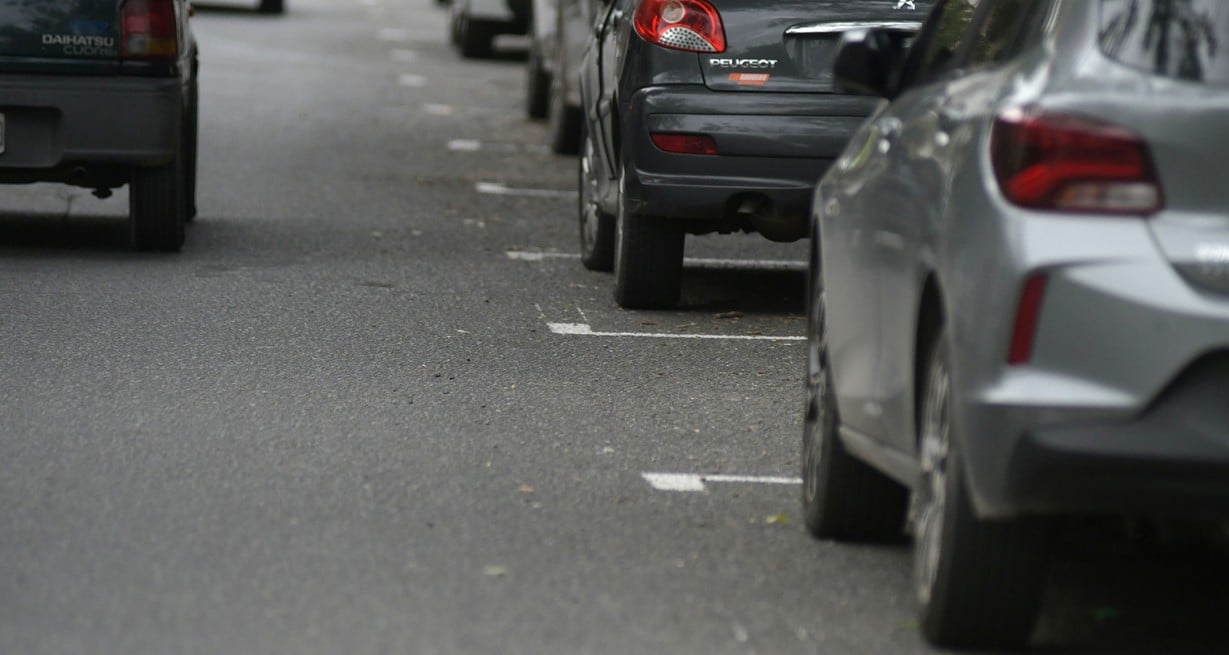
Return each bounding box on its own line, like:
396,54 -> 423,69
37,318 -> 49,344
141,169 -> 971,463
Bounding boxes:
802,0 -> 1229,649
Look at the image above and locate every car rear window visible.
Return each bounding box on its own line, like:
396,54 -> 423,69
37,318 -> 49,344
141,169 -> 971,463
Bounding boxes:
1100,0 -> 1229,85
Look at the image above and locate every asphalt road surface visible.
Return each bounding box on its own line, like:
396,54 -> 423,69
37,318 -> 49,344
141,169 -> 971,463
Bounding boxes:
2,1 -> 1227,653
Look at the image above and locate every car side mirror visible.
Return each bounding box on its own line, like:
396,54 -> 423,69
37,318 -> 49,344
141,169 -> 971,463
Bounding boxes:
833,28 -> 909,99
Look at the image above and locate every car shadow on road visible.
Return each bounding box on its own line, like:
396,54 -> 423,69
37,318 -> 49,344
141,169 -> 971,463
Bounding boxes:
1031,520 -> 1229,654
678,266 -> 806,315
0,212 -> 135,255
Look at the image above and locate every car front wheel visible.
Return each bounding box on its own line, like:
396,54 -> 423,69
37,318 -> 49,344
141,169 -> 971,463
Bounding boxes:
913,329 -> 1051,649
578,125 -> 615,272
801,269 -> 908,540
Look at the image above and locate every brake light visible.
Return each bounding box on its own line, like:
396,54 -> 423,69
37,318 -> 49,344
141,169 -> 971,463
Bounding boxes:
121,0 -> 179,60
991,108 -> 1162,215
1007,274 -> 1047,366
651,133 -> 718,155
634,0 -> 726,53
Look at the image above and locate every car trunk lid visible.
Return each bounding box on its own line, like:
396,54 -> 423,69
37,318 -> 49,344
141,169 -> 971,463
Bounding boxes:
700,0 -> 932,93
0,0 -> 121,62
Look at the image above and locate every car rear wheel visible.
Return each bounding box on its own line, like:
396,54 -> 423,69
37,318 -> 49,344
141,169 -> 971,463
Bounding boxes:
258,0 -> 284,14
613,169 -> 683,309
914,329 -> 1051,649
578,125 -> 614,272
547,63 -> 582,155
184,77 -> 199,223
458,14 -> 494,59
802,272 -> 908,540
525,42 -> 550,120
130,149 -> 186,252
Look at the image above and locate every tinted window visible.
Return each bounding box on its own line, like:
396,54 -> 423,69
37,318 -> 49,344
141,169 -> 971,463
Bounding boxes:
1100,0 -> 1229,84
905,0 -> 980,85
967,0 -> 1045,66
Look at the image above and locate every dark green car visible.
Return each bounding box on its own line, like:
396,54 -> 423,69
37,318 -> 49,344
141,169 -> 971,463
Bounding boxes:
0,0 -> 200,251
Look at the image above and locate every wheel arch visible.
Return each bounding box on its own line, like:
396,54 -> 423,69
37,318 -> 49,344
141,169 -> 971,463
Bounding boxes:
913,273 -> 946,451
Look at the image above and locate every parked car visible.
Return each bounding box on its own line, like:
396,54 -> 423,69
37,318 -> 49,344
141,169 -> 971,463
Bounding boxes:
257,0 -> 284,14
803,0 -> 1229,648
0,0 -> 199,251
525,0 -> 601,155
450,0 -> 532,59
578,0 -> 933,308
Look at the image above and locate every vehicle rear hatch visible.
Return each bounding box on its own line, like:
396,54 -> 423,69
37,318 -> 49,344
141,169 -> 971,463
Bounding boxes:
701,0 -> 933,93
0,0 -> 120,64
1093,0 -> 1229,296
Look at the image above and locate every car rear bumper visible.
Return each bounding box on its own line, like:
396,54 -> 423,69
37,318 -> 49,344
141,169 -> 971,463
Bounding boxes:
971,354 -> 1229,520
953,213 -> 1229,521
0,74 -> 183,180
623,86 -> 875,240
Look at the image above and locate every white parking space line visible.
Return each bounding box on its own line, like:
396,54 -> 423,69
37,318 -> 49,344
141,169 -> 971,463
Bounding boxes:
549,322 -> 805,341
390,49 -> 418,63
450,140 -> 552,154
643,472 -> 802,492
507,250 -> 805,271
399,74 -> 427,88
378,28 -> 411,42
476,182 -> 578,199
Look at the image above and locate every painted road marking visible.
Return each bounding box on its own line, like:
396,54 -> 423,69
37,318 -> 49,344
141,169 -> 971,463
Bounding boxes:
399,74 -> 427,88
450,140 -> 552,154
476,182 -> 578,199
390,49 -> 418,63
642,472 -> 802,492
506,250 -> 804,270
378,28 -> 410,42
549,322 -> 804,342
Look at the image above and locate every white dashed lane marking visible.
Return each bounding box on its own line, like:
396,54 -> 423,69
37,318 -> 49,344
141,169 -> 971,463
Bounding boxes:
450,140 -> 552,154
476,182 -> 577,199
549,322 -> 805,342
399,74 -> 427,87
507,250 -> 805,271
643,473 -> 802,492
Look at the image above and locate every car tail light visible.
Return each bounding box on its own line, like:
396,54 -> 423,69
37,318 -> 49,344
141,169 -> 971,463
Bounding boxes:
651,133 -> 718,155
991,108 -> 1162,215
1007,274 -> 1047,366
634,0 -> 726,53
121,0 -> 179,60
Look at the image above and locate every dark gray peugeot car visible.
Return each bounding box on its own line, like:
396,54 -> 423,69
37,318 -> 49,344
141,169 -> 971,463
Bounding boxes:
0,0 -> 199,251
805,0 -> 1229,649
578,0 -> 932,308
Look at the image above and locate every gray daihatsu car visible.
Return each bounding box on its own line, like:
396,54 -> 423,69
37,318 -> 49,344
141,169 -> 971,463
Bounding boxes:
804,0 -> 1229,648
578,0 -> 933,308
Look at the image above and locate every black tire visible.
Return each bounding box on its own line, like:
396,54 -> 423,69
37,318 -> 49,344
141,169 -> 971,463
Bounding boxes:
802,264 -> 909,540
184,76 -> 199,223
613,169 -> 683,309
914,331 -> 1051,649
579,124 -> 614,271
130,150 -> 186,252
458,15 -> 494,59
547,69 -> 582,155
258,0 -> 284,14
525,42 -> 550,120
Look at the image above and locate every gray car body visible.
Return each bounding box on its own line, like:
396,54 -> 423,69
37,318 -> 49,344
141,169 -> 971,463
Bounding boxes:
581,0 -> 930,242
0,0 -> 197,191
814,0 -> 1229,520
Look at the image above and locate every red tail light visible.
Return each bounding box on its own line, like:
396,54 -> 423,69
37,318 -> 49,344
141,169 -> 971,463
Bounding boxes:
121,0 -> 179,60
651,133 -> 718,155
991,108 -> 1162,215
1007,274 -> 1047,366
634,0 -> 726,53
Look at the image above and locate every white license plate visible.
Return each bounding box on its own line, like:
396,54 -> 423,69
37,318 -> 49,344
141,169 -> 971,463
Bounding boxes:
0,112 -> 5,155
